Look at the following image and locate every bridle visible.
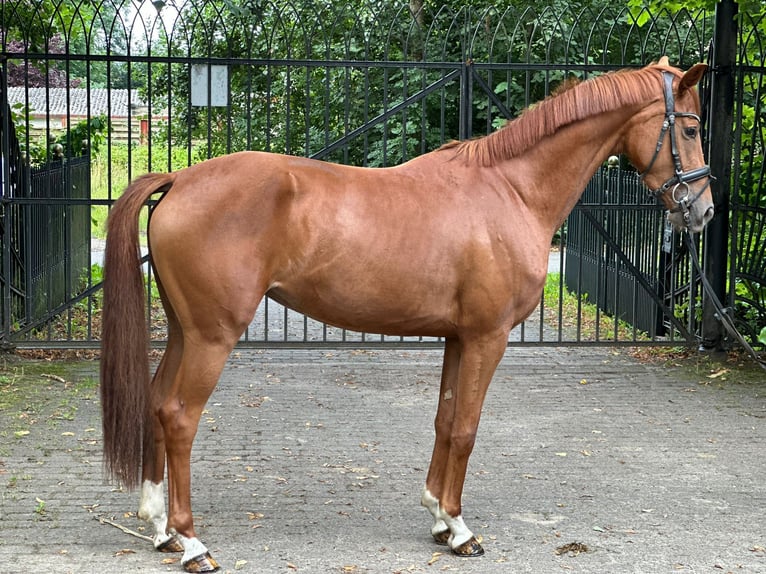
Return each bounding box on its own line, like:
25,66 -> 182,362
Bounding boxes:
640,71 -> 712,224
639,72 -> 764,368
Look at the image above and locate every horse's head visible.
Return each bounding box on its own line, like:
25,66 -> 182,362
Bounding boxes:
625,59 -> 715,233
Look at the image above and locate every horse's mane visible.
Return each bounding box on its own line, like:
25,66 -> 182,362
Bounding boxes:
441,67 -> 669,166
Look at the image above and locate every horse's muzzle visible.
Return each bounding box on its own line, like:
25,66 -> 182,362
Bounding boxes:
668,199 -> 714,233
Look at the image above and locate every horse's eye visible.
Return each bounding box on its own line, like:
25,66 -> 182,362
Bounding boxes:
683,126 -> 698,139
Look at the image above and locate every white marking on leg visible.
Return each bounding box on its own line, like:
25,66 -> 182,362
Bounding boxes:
439,511 -> 474,549
420,487 -> 448,536
138,480 -> 173,548
175,533 -> 209,564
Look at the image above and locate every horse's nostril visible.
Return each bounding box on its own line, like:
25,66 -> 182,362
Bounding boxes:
704,205 -> 715,223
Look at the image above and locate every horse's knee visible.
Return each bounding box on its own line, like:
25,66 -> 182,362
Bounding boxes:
449,430 -> 477,454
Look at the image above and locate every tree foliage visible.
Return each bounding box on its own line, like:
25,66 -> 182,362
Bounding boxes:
138,0 -> 714,169
3,0 -> 137,88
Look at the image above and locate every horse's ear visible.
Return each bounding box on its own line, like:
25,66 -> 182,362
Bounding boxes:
679,63 -> 708,93
658,55 -> 670,66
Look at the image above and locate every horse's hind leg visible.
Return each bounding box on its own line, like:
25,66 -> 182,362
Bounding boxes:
160,337 -> 239,573
138,317 -> 185,553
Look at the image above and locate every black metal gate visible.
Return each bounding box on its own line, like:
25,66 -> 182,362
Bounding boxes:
0,1 -> 762,350
563,166 -> 705,343
0,104 -> 91,338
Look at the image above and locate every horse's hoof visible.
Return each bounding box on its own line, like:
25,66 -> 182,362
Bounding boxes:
157,535 -> 184,553
432,529 -> 450,545
183,552 -> 221,573
452,536 -> 485,557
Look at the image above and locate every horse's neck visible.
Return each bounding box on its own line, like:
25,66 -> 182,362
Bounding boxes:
503,107 -> 632,235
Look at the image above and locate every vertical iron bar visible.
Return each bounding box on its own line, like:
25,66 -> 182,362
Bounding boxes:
1,69 -> 10,340
701,0 -> 737,349
459,60 -> 472,140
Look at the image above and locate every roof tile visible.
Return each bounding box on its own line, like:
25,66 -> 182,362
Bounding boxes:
6,87 -> 145,118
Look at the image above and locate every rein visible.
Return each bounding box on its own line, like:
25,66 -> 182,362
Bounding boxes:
640,71 -> 713,224
683,231 -> 766,370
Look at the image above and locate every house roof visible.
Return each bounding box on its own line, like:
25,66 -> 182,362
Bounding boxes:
6,87 -> 146,118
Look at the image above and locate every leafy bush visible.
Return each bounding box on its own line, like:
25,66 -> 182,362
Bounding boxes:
13,112 -> 109,167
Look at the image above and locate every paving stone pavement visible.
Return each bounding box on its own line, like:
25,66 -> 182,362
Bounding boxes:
1,347 -> 765,574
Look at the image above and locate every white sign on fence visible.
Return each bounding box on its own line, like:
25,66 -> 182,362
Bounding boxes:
191,64 -> 229,107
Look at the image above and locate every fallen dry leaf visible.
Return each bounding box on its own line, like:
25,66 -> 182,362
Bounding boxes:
427,552 -> 443,565
554,542 -> 589,556
114,548 -> 136,557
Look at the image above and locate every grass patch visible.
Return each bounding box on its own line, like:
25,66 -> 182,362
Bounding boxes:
0,358 -> 98,438
542,272 -> 650,342
91,143 -> 199,238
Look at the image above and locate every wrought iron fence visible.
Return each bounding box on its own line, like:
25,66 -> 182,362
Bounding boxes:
0,151 -> 91,336
25,157 -> 91,326
730,9 -> 766,346
2,0 -> 762,349
0,102 -> 27,337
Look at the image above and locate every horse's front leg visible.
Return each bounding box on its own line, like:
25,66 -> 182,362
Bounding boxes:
421,337 -> 460,545
421,332 -> 508,557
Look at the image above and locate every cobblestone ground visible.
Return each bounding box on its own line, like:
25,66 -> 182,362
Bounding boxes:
1,347 -> 765,574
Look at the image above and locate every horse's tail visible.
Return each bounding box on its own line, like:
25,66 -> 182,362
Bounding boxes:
100,172 -> 175,489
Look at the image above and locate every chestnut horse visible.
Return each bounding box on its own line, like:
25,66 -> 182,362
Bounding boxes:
100,59 -> 714,572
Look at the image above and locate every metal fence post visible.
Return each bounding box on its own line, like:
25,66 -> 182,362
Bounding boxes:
459,59 -> 473,141
1,66 -> 11,344
702,0 -> 737,350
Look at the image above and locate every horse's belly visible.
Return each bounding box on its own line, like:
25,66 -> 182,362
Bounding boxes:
266,282 -> 459,337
